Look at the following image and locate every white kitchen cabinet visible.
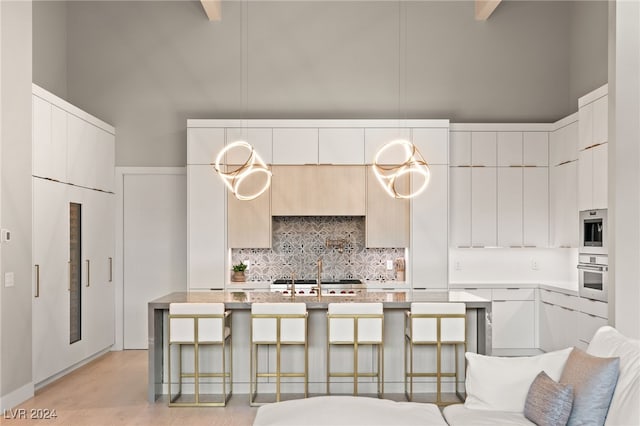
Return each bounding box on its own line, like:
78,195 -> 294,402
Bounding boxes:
471,167 -> 497,247
576,311 -> 607,347
188,165 -> 226,289
411,165 -> 448,289
67,113 -> 97,189
83,190 -> 116,354
550,122 -> 578,167
225,128 -> 272,165
449,167 -> 471,247
228,181 -> 271,249
450,131 -> 471,166
32,179 -> 71,384
272,128 -> 319,165
412,128 -> 449,165
523,132 -> 549,166
538,301 -> 554,353
579,93 -> 608,151
578,143 -> 608,211
523,167 -> 549,247
364,128 -> 412,165
95,128 -> 115,192
497,132 -> 522,166
497,168 -> 523,247
318,128 -> 364,164
471,132 -> 497,166
592,143 -> 608,209
579,101 -> 594,151
33,96 -> 68,182
493,300 -> 536,349
187,127 -> 225,165
550,162 -> 578,247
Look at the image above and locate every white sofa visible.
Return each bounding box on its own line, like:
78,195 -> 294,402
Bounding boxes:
253,326 -> 639,426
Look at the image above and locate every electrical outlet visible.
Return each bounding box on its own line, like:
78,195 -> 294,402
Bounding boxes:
386,260 -> 393,270
454,261 -> 462,271
4,272 -> 14,288
531,260 -> 539,271
244,261 -> 250,270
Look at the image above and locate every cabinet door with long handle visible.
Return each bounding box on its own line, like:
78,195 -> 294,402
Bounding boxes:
32,178 -> 71,384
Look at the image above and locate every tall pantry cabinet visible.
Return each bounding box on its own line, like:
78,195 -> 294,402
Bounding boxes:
31,85 -> 115,385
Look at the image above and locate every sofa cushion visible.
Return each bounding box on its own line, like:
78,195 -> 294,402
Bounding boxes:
444,403 -> 535,426
464,347 -> 572,412
252,396 -> 447,426
524,371 -> 573,426
587,326 -> 640,426
560,347 -> 619,426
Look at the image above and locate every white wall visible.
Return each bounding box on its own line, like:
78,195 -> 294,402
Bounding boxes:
449,248 -> 578,288
610,0 -> 640,338
30,0 -> 605,167
1,0 -> 34,408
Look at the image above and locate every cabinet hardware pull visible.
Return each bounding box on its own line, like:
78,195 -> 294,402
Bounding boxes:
109,257 -> 113,283
86,260 -> 91,287
68,261 -> 71,291
35,264 -> 40,298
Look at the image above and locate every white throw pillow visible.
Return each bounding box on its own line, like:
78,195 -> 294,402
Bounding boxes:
464,347 -> 573,412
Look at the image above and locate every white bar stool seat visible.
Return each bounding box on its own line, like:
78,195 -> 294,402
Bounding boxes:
251,303 -> 308,405
327,302 -> 384,397
168,302 -> 232,406
404,302 -> 466,405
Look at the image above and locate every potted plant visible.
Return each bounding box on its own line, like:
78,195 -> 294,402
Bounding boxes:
232,261 -> 247,282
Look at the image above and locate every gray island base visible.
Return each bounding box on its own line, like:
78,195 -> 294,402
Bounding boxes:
148,290 -> 492,403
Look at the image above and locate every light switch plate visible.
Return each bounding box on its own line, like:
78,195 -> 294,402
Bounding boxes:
244,260 -> 250,270
386,260 -> 393,270
4,272 -> 14,287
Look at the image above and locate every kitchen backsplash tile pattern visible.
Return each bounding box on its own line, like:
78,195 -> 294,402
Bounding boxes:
232,216 -> 405,282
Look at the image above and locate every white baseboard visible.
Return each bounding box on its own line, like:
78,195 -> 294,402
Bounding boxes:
34,347 -> 112,391
0,381 -> 34,411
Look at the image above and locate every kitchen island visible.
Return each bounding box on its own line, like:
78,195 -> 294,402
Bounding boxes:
148,290 -> 492,402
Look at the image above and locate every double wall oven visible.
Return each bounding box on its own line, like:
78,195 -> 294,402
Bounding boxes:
578,209 -> 608,302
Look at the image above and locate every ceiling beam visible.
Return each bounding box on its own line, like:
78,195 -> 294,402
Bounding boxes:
475,0 -> 502,21
201,0 -> 222,22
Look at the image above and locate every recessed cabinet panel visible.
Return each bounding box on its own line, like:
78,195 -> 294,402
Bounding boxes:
228,179 -> 271,248
449,167 -> 471,247
412,128 -> 448,165
471,167 -> 497,247
450,132 -> 471,166
493,300 -> 535,349
366,167 -> 409,248
187,128 -> 225,165
471,132 -> 497,166
225,128 -> 273,165
497,132 -> 522,166
319,128 -> 365,164
272,128 -> 319,165
523,167 -> 549,247
411,165 -> 448,288
364,128 -> 411,165
578,149 -> 593,212
188,165 -> 226,289
497,168 -> 523,247
523,132 -> 549,166
592,143 -> 608,209
271,166 -> 365,216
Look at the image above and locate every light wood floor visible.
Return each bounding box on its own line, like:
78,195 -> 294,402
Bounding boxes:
5,350 -> 258,426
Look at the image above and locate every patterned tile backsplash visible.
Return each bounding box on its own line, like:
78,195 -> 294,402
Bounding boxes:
232,216 -> 405,282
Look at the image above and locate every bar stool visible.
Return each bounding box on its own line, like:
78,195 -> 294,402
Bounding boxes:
404,302 -> 466,405
327,302 -> 384,397
168,302 -> 232,406
250,303 -> 308,405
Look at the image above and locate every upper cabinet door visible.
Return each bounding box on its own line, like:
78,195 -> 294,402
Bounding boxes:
318,128 -> 365,164
497,132 -> 522,166
33,97 -> 68,183
412,128 -> 449,165
364,128 -> 411,165
471,132 -> 497,166
449,167 -> 471,247
272,128 -> 319,165
578,101 -> 594,151
564,121 -> 579,163
592,143 -> 608,209
523,132 -> 549,166
471,167 -> 497,247
450,131 -> 471,166
366,167 -> 409,248
187,128 -> 225,165
95,128 -> 115,193
67,113 -> 98,189
225,128 -> 273,165
497,168 -> 523,247
523,167 -> 549,247
593,95 -> 608,146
